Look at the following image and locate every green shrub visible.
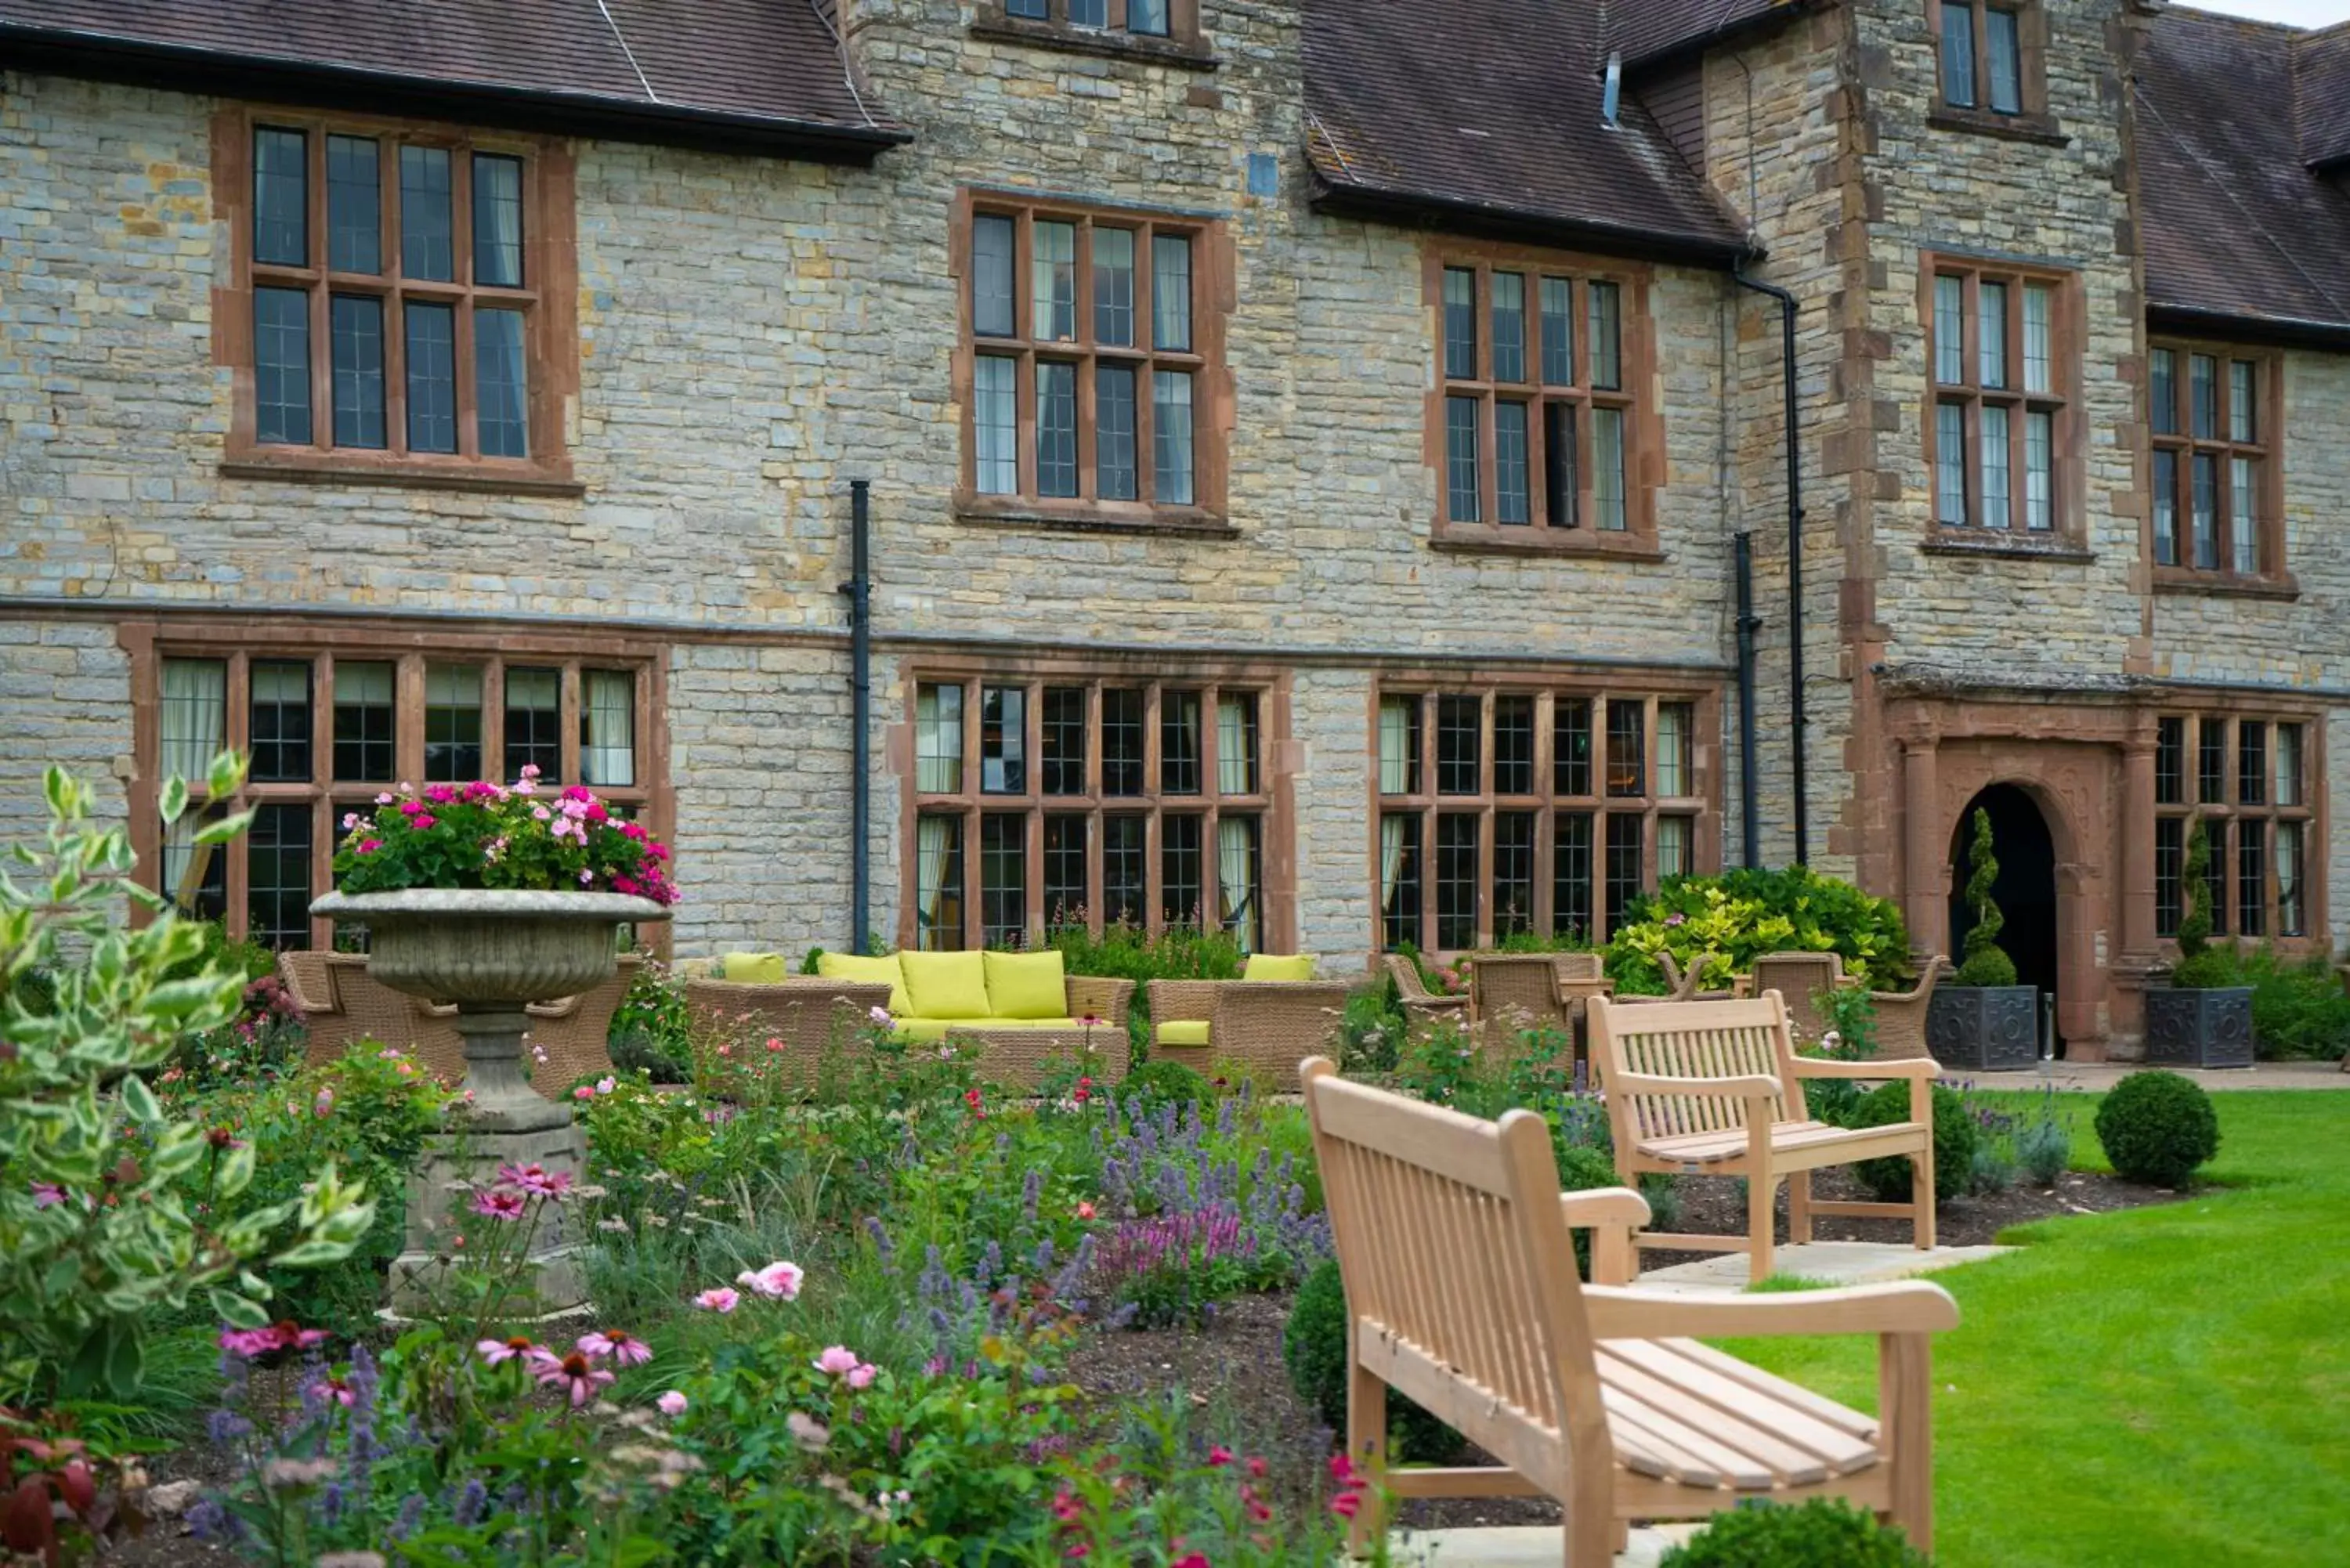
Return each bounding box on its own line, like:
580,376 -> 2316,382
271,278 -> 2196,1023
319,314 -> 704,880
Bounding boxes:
1661,1499 -> 1931,1567
1951,807 -> 2017,988
2165,818 -> 2233,991
1845,1082 -> 1976,1204
1337,985 -> 1408,1075
1605,866 -> 1910,995
1284,1259 -> 1466,1465
2239,947 -> 2350,1059
1049,919 -> 1245,1057
609,951 -> 692,1081
1491,927 -> 1594,955
2095,1070 -> 2221,1188
1117,1059 -> 1213,1118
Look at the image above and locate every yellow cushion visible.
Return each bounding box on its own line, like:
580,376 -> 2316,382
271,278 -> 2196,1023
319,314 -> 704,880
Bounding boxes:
817,951 -> 913,1017
983,949 -> 1068,1020
891,1017 -> 955,1043
1242,953 -> 1315,982
898,950 -> 991,1019
721,952 -> 788,984
1156,1020 -> 1213,1048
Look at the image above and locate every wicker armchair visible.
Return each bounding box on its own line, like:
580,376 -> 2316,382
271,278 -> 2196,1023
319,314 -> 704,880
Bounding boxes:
1146,978 -> 1352,1088
283,951 -> 466,1084
1749,951 -> 1852,1042
1379,952 -> 1470,1044
520,955 -> 640,1089
1862,958 -> 1946,1061
1467,953 -> 1576,1038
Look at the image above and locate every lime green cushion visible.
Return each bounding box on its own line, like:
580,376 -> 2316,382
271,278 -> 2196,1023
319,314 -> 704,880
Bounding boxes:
1156,1020 -> 1213,1048
891,1017 -> 955,1044
816,951 -> 913,1017
898,950 -> 991,1019
1242,953 -> 1316,982
983,949 -> 1068,1020
721,952 -> 788,984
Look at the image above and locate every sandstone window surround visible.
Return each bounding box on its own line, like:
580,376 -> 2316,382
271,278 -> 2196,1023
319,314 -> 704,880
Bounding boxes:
951,191 -> 1232,536
2152,711 -> 2319,944
1926,0 -> 2063,144
902,667 -> 1289,952
2148,342 -> 2290,595
971,0 -> 1215,67
1424,245 -> 1659,558
1372,682 -> 1715,956
1921,257 -> 2084,552
124,619 -> 665,951
211,106 -> 580,497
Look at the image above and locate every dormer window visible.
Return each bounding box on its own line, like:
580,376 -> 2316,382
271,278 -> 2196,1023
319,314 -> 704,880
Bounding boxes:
1007,0 -> 1169,34
981,0 -> 1206,59
1929,2 -> 2056,138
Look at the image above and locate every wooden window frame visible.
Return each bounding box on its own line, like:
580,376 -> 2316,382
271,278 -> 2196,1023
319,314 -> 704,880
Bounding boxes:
211,104 -> 580,496
1369,678 -> 1717,957
1926,0 -> 2060,142
949,190 -> 1232,535
120,618 -> 670,951
2148,341 -> 2288,593
1920,256 -> 2081,547
1423,244 -> 1660,558
2152,710 -> 2323,948
898,662 -> 1292,952
971,0 -> 1214,67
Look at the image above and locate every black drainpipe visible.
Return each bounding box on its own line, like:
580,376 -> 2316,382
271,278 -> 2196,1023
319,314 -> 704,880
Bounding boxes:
1734,531 -> 1762,869
1734,264 -> 1808,866
841,479 -> 873,952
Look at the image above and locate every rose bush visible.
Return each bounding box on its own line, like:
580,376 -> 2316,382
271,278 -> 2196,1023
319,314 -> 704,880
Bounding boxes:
330,766 -> 678,904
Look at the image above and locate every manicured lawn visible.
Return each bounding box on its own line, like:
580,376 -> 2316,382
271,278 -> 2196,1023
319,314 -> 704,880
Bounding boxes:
1723,1089 -> 2350,1568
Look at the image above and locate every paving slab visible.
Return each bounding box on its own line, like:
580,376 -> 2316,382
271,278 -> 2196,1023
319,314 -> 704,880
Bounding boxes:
1632,1239 -> 2011,1296
1388,1523 -> 1701,1566
2026,1060 -> 2345,1092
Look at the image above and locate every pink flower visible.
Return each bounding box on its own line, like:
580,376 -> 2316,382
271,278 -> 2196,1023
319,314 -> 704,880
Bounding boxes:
695,1288 -> 739,1314
812,1345 -> 861,1377
424,784 -> 457,804
736,1259 -> 804,1301
595,1076 -> 616,1096
30,1181 -> 67,1209
847,1363 -> 877,1389
411,813 -> 437,829
498,1162 -> 573,1199
471,1188 -> 527,1221
476,1335 -> 537,1366
533,1349 -> 616,1407
578,1329 -> 651,1366
532,804 -> 551,822
578,869 -> 595,885
656,1390 -> 688,1417
374,792 -> 393,805
1076,1201 -> 1097,1221
356,838 -> 383,854
311,1376 -> 355,1407
340,812 -> 360,830
313,1088 -> 334,1118
868,1006 -> 893,1028
220,1321 -> 330,1359
766,1036 -> 786,1053
1330,1490 -> 1362,1520
1207,1445 -> 1234,1468
573,1086 -> 595,1100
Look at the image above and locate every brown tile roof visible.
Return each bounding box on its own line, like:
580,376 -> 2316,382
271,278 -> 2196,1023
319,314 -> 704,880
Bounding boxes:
2137,5 -> 2350,339
1603,0 -> 1817,70
1304,0 -> 1749,265
2294,23 -> 2350,171
0,0 -> 904,157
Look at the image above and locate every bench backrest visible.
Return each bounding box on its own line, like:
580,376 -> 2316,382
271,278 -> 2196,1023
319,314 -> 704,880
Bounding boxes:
1586,993 -> 1801,1147
1300,1057 -> 1607,1490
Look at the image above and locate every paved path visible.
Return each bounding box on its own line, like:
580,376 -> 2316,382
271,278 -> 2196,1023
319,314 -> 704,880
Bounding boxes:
1390,1523 -> 1701,1566
1633,1238 -> 2011,1295
2001,1059 -> 2345,1091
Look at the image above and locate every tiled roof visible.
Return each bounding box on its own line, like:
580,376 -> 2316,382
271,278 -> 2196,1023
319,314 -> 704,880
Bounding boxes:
1304,0 -> 1748,263
1603,0 -> 1816,70
2295,23 -> 2350,171
2136,6 -> 2350,337
0,0 -> 904,154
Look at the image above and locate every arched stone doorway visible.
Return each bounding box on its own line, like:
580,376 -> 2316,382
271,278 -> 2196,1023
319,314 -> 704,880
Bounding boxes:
1948,783 -> 2058,1056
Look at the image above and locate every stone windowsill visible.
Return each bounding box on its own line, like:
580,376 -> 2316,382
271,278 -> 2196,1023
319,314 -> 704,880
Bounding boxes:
968,14 -> 1219,70
1429,524 -> 1666,562
1918,531 -> 2095,564
2151,566 -> 2301,602
953,497 -> 1239,539
218,458 -> 586,499
1926,107 -> 2069,149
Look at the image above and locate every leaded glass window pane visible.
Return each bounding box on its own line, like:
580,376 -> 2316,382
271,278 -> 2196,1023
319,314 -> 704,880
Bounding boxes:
161,659 -> 225,784
1160,689 -> 1202,795
1657,702 -> 1693,797
974,356 -> 1018,494
1606,700 -> 1644,797
1981,404 -> 2011,528
916,815 -> 964,950
1379,696 -> 1419,795
1042,687 -> 1086,795
475,307 -> 529,458
1554,699 -> 1592,796
1103,815 -> 1145,925
1553,811 -> 1593,941
405,300 -> 457,453
2232,457 -> 2258,574
1435,814 -> 1478,951
1036,361 -> 1078,498
504,666 -> 562,782
1491,272 -> 1526,385
1494,811 -> 1535,937
1936,401 -> 1969,524
1985,7 -> 2023,114
1495,401 -> 1531,525
1128,0 -> 1170,35
1442,266 -> 1477,380
2024,410 -> 2052,530
2023,283 -> 2052,393
248,660 -> 313,783
981,814 -> 1026,948
1593,406 -> 1626,530
255,287 -> 313,446
1033,220 -> 1076,343
327,135 -> 380,273
1539,276 -> 1574,385
333,661 -> 396,782
2191,452 -> 2218,569
2276,724 -> 2303,806
2153,451 -> 2178,565
1152,370 -> 1195,504
2229,360 -> 2256,443
1102,688 -> 1145,796
1979,280 -> 2008,388
330,294 -> 385,450
472,153 -> 524,288
1045,815 -> 1088,926
1162,815 -> 1202,926
2190,353 -> 2218,439
1588,280 -> 1622,390
2277,820 -> 2305,937
982,685 -> 1026,794
972,214 -> 1016,338
2155,717 -> 2185,804
1152,233 -> 1192,351
1097,364 -> 1138,501
581,670 -> 636,786
399,145 -> 454,280
1217,694 -> 1259,795
916,682 -> 964,793
1603,813 -> 1643,934
423,663 -> 483,782
2150,348 -> 2177,435
1444,396 -> 1480,522
1436,695 -> 1480,796
1942,2 -> 1977,107
1493,695 -> 1535,795
248,803 -> 313,950
1545,402 -> 1579,528
254,127 -> 308,266
1093,226 -> 1135,345
1934,276 -> 1965,385
1658,815 -> 1691,880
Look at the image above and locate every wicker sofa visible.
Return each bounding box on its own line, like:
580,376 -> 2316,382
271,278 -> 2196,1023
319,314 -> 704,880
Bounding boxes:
1148,956 -> 1350,1088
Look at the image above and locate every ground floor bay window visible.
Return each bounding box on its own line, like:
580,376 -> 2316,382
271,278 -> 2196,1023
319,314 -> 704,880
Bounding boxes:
2153,711 -> 2315,942
126,620 -> 665,950
1372,681 -> 1716,954
904,669 -> 1285,952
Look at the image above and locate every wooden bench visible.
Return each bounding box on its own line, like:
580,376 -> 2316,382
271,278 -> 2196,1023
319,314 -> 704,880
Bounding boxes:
1587,992 -> 1941,1283
1302,1057 -> 1954,1563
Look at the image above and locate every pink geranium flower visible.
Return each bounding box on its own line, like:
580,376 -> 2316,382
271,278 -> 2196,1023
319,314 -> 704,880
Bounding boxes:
736,1260 -> 804,1301
694,1287 -> 740,1314
812,1345 -> 861,1377
578,1328 -> 652,1366
573,1085 -> 595,1100
470,1188 -> 527,1221
532,1349 -> 616,1407
846,1362 -> 877,1389
30,1181 -> 67,1209
476,1335 -> 537,1366
656,1390 -> 688,1417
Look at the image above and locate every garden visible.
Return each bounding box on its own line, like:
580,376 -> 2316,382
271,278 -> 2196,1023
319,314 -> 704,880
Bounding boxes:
5,757 -> 2347,1567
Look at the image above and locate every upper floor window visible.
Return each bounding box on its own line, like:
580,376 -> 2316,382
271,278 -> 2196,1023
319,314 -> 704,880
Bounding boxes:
1932,0 -> 2055,134
956,195 -> 1224,529
1925,260 -> 2072,540
1429,249 -> 1652,555
2149,344 -> 2280,582
219,109 -> 577,490
1005,0 -> 1173,37
975,0 -> 1209,63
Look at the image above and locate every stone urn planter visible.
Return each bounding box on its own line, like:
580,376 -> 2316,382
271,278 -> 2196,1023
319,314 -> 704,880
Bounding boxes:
2142,982 -> 2254,1069
312,888 -> 670,1313
1925,985 -> 2040,1072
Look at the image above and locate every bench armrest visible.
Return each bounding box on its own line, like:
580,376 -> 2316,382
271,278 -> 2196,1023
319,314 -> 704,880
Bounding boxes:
1583,1279 -> 1959,1339
1606,1070 -> 1783,1100
1559,1186 -> 1651,1230
1790,1057 -> 1940,1081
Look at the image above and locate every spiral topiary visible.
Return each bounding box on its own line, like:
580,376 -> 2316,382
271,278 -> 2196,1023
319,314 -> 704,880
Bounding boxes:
1952,807 -> 2018,988
2168,817 -> 2236,990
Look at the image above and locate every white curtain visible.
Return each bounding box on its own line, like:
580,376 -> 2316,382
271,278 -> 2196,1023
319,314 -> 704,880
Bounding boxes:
582,670 -> 635,786
1656,703 -> 1687,797
1217,815 -> 1257,953
1217,695 -> 1254,795
161,659 -> 226,782
916,684 -> 963,793
2276,821 -> 2305,937
1378,698 -> 1412,795
916,816 -> 952,949
1379,815 -> 1406,916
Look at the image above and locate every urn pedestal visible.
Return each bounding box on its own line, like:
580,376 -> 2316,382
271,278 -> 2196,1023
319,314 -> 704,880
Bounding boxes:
311,889 -> 670,1315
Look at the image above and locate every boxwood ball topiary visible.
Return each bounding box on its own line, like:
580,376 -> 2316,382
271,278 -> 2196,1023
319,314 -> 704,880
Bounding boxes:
1846,1081 -> 1976,1204
1284,1259 -> 1466,1465
1660,1498 -> 1931,1567
2094,1070 -> 2221,1188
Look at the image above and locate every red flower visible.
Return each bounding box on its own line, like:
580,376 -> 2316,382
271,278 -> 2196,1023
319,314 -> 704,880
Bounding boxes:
1050,1489 -> 1083,1523
1207,1445 -> 1234,1468
1246,1455 -> 1267,1478
1329,1490 -> 1362,1520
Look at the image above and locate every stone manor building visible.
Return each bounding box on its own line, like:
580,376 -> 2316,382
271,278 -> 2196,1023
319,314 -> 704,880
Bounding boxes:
3,0 -> 2347,1057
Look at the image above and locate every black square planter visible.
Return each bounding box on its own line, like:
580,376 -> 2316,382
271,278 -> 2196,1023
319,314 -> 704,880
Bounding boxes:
2143,985 -> 2255,1069
1925,985 -> 2040,1071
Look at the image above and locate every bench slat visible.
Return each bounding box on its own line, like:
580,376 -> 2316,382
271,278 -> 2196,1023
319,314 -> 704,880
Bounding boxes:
1599,1353 -> 1837,1486
1599,1342 -> 1879,1476
1653,1338 -> 1882,1440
